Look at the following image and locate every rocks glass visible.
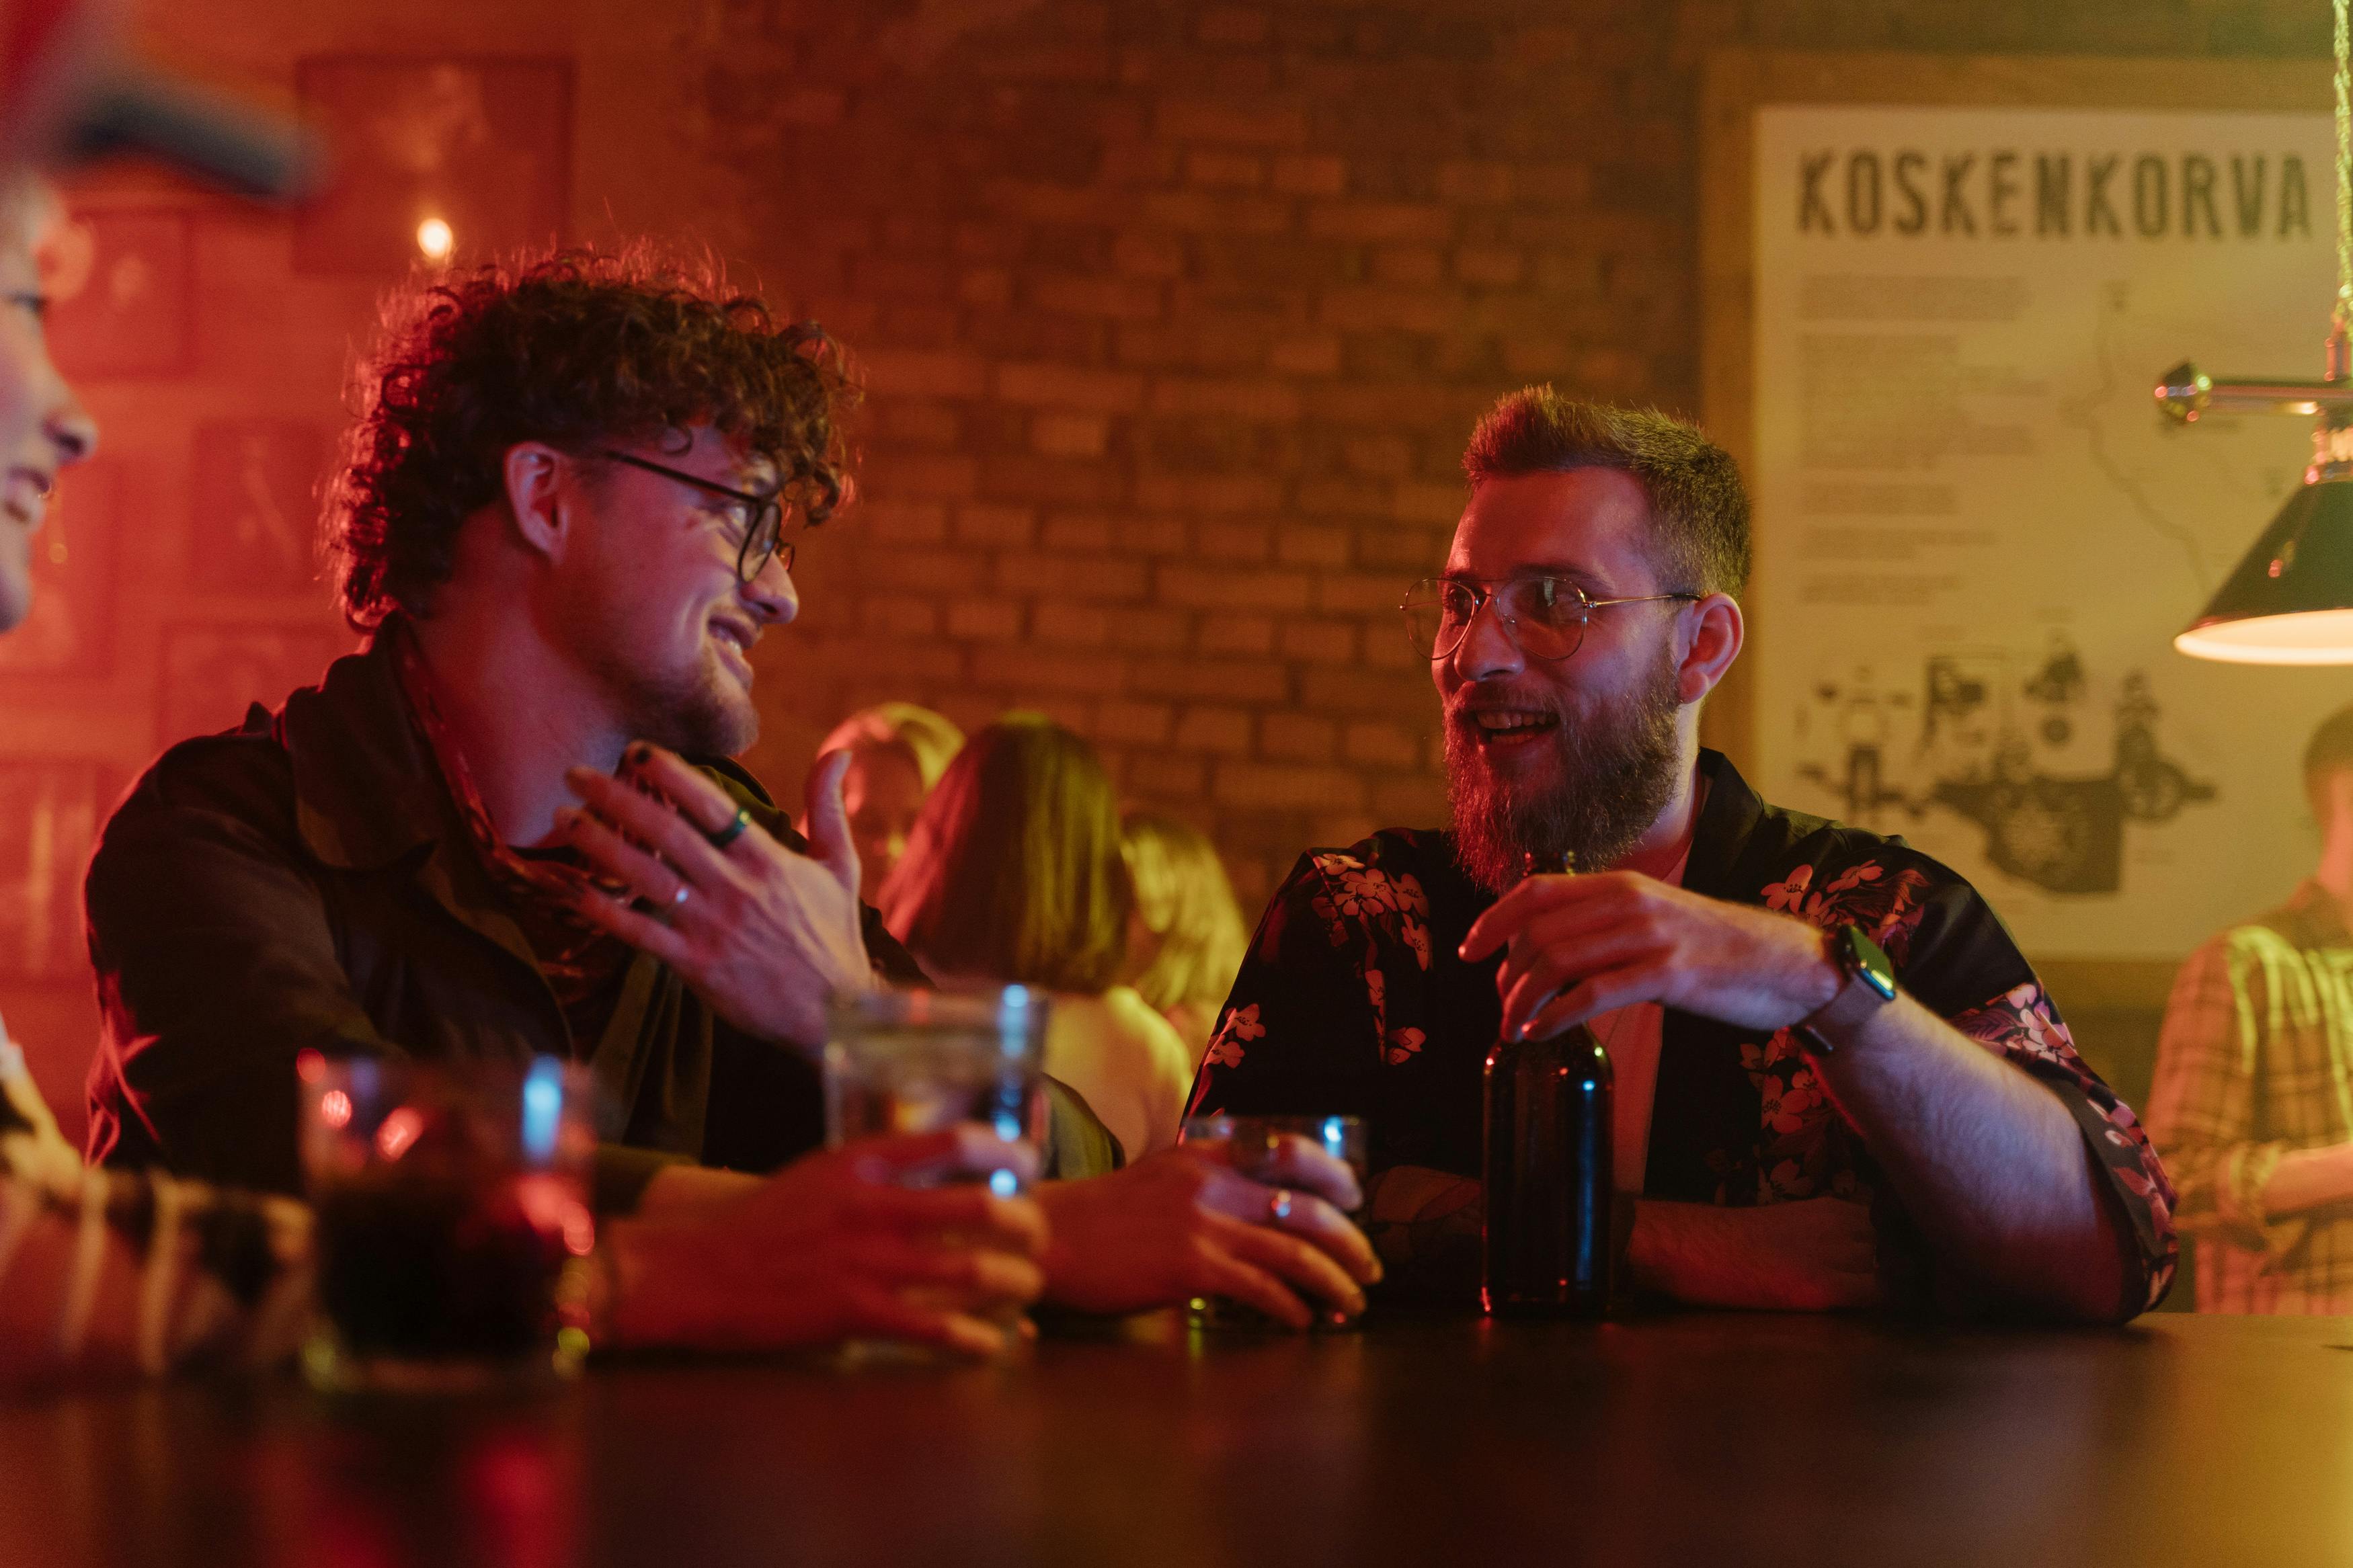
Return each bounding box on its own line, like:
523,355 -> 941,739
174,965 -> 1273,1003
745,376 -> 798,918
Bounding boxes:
1181,1112 -> 1370,1332
824,985 -> 1050,1361
823,985 -> 1051,1190
298,1052 -> 599,1393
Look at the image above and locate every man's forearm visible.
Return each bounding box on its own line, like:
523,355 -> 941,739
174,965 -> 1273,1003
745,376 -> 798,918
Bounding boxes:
1626,1198 -> 1880,1312
2262,1142 -> 2353,1219
633,1161 -> 760,1217
1809,994 -> 2130,1321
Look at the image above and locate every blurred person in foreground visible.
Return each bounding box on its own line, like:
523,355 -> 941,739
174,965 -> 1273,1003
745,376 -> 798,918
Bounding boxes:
75,245 -> 1371,1345
0,2 -> 331,1382
1188,391 -> 2176,1323
805,700 -> 963,896
2145,704 -> 2353,1313
1121,812 -> 1249,1067
883,718 -> 1195,1164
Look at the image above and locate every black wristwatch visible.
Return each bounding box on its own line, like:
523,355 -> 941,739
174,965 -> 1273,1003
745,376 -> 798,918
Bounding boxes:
1795,923 -> 1899,1055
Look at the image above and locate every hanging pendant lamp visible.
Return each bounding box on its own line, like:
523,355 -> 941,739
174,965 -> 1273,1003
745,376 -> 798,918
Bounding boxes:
2161,0 -> 2353,664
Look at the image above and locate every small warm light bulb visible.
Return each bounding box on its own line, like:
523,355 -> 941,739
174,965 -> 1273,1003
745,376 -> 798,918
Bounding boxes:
415,216 -> 454,261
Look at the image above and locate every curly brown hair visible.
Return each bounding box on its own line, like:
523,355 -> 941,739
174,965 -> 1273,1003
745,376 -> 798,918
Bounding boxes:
327,246 -> 855,630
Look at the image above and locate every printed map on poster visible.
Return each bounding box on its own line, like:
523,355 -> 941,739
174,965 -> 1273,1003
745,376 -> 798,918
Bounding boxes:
1754,107 -> 2353,958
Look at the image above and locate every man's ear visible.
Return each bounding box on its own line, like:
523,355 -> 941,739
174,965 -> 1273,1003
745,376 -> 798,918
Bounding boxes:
1677,593 -> 1744,706
502,442 -> 571,562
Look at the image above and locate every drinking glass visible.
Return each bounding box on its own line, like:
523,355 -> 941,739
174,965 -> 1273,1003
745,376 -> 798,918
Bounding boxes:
1181,1113 -> 1370,1333
298,1052 -> 600,1393
824,985 -> 1050,1184
824,985 -> 1050,1362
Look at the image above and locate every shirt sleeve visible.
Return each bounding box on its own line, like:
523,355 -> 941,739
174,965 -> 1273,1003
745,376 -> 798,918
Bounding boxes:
1892,866 -> 2182,1318
1776,848 -> 2178,1317
1183,853 -> 1384,1130
2141,935 -> 2306,1266
84,771 -> 678,1212
85,772 -> 399,1195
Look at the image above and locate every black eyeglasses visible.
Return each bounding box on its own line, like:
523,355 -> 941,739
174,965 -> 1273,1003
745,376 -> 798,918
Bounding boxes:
596,450 -> 795,584
1402,575 -> 1700,663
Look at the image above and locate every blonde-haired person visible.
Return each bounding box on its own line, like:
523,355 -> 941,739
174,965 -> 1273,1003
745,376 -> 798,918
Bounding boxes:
807,702 -> 965,897
882,718 -> 1193,1163
1121,813 -> 1248,1069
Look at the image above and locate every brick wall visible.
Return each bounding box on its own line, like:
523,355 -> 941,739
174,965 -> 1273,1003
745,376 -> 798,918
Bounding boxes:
0,0 -> 2326,1128
711,1 -> 1708,907
697,0 -> 2332,905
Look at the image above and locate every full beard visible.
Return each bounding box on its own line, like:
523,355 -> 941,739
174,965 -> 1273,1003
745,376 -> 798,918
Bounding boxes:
1443,648 -> 1685,894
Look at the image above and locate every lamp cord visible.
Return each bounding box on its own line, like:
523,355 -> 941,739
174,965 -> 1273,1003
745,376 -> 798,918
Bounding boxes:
2336,0 -> 2350,323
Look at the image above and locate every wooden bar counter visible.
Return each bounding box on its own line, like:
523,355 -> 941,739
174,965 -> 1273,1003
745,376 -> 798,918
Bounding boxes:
0,1311 -> 2342,1567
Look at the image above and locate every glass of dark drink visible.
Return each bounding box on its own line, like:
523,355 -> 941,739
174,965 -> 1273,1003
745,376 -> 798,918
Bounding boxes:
298,1053 -> 600,1393
1180,1113 -> 1369,1333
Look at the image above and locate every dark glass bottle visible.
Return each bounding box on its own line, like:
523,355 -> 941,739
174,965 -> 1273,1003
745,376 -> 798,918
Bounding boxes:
1482,849 -> 1615,1317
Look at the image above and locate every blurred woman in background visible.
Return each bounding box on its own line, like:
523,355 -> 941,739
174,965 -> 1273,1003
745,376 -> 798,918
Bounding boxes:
882,719 -> 1193,1163
807,702 -> 965,897
1121,813 -> 1248,1069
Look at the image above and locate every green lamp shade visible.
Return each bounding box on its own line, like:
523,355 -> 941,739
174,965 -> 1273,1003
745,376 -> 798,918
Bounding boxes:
2176,477 -> 2353,664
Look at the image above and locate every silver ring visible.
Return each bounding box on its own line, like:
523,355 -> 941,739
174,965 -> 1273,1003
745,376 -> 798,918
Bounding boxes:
1267,1188 -> 1293,1225
672,884 -> 691,908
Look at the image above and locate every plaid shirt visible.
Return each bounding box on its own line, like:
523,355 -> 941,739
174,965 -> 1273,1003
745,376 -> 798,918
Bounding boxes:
2146,881 -> 2353,1314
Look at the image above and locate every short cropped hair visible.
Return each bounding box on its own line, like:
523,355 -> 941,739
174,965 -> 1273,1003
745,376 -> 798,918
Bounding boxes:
327,245 -> 853,630
1462,388 -> 1751,600
881,717 -> 1132,995
2305,702 -> 2353,819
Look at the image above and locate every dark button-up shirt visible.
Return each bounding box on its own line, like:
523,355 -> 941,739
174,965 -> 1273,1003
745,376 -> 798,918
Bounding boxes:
83,636 -> 926,1211
1188,749 -> 2178,1319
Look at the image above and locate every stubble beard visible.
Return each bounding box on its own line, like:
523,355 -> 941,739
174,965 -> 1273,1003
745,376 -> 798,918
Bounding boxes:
600,641 -> 759,760
1443,646 -> 1685,894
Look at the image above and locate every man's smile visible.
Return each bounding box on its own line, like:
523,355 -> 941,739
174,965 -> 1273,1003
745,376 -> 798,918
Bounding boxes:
1454,701 -> 1562,752
2,464 -> 53,533
709,613 -> 759,686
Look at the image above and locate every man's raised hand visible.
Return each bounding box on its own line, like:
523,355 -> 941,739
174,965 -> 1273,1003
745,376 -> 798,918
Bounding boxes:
1459,870 -> 1844,1043
557,743 -> 873,1048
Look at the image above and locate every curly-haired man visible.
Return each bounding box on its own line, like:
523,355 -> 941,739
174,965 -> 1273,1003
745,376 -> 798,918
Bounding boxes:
81,250 -> 1380,1344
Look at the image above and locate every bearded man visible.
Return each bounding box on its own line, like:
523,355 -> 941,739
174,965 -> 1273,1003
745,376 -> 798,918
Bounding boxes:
1186,392 -> 2177,1322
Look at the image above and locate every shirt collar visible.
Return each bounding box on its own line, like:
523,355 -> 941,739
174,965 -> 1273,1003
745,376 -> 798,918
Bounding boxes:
274,624 -> 452,871
1680,747 -> 1767,902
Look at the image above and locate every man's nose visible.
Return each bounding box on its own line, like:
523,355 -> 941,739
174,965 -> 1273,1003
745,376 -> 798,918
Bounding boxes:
742,546 -> 797,626
1447,593 -> 1523,683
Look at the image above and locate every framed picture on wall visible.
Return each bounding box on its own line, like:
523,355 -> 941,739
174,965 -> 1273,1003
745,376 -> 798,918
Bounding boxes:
293,55 -> 573,276
157,622 -> 352,747
0,461 -> 119,681
188,420 -> 334,596
42,208 -> 195,380
0,759 -> 118,982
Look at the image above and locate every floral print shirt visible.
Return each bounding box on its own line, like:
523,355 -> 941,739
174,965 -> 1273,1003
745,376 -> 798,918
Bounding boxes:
1187,749 -> 2177,1319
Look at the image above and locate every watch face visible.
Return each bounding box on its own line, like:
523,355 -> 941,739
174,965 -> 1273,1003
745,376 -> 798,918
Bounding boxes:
1847,926 -> 1899,1001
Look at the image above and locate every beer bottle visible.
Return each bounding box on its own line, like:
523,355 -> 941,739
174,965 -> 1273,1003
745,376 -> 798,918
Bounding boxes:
1481,849 -> 1615,1317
